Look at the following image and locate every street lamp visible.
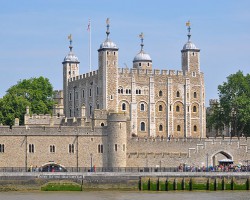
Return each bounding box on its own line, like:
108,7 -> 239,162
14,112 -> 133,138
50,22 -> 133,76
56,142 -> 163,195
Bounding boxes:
90,153 -> 93,172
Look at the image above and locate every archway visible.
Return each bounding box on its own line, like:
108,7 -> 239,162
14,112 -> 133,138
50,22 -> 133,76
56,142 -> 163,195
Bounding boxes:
211,151 -> 233,167
40,162 -> 67,172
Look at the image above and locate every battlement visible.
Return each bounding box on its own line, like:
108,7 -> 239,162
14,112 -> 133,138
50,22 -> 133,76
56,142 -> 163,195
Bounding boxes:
24,113 -> 64,126
107,112 -> 128,122
118,68 -> 184,76
69,70 -> 99,82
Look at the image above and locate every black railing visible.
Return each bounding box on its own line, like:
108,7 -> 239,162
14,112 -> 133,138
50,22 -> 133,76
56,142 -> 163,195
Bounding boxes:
0,166 -> 249,173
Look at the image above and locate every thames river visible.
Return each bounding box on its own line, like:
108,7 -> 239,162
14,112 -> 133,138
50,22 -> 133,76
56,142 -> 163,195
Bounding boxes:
0,191 -> 249,200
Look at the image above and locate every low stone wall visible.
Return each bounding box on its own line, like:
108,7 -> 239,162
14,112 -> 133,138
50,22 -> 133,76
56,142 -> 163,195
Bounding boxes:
0,172 -> 249,191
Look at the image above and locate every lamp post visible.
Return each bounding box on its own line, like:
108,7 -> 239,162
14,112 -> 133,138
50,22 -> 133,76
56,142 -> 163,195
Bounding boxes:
206,153 -> 209,172
90,153 -> 93,172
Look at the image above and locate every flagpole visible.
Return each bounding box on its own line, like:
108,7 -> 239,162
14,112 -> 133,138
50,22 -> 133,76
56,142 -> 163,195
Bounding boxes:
88,19 -> 92,72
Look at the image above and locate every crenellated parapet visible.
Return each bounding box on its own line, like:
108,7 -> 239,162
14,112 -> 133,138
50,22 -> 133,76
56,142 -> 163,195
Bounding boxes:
69,70 -> 99,82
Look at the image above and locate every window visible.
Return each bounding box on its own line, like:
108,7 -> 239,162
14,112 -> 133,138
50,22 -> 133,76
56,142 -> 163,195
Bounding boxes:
114,52 -> 116,55
29,144 -> 34,153
110,95 -> 113,100
121,89 -> 123,94
107,51 -> 109,55
170,105 -> 171,111
188,106 -> 189,112
147,63 -> 149,66
140,122 -> 145,131
194,125 -> 197,132
159,105 -> 163,111
129,89 -> 131,94
101,123 -> 104,127
69,93 -> 72,101
159,125 -> 163,131
140,103 -> 145,111
194,92 -> 197,98
193,106 -> 197,112
159,90 -> 163,96
98,144 -> 103,153
69,144 -> 74,153
89,105 -> 92,115
139,63 -> 141,66
177,125 -> 181,131
50,145 -> 55,153
82,90 -> 85,98
192,72 -> 196,77
96,87 -> 99,95
136,90 -> 138,94
118,89 -> 121,93
122,103 -> 126,111
115,144 -> 118,151
176,91 -> 180,97
0,144 -> 4,153
176,105 -> 180,112
89,88 -> 92,97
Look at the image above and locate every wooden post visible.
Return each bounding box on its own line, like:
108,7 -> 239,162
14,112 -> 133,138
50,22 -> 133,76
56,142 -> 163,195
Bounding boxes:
148,178 -> 151,191
247,178 -> 250,190
222,177 -> 225,190
207,178 -> 210,190
157,178 -> 159,191
182,178 -> 185,190
214,178 -> 217,191
173,178 -> 177,190
231,177 -> 234,190
189,178 -> 193,191
166,178 -> 169,191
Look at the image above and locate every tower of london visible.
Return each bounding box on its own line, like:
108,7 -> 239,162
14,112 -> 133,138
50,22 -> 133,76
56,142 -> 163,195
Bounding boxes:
1,19 -> 248,170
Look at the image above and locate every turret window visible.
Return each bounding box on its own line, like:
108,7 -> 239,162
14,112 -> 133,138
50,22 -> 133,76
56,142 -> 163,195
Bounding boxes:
82,90 -> 85,98
69,144 -> 74,153
140,122 -> 146,131
50,145 -> 55,153
140,103 -> 145,111
159,90 -> 163,96
193,106 -> 197,112
29,144 -> 34,153
159,124 -> 163,131
0,144 -> 5,153
194,125 -> 197,132
89,89 -> 92,97
122,103 -> 126,111
176,91 -> 180,97
69,93 -> 72,101
176,105 -> 180,112
177,125 -> 181,132
139,63 -> 141,66
159,105 -> 163,111
96,87 -> 99,95
194,92 -> 197,98
98,144 -> 103,153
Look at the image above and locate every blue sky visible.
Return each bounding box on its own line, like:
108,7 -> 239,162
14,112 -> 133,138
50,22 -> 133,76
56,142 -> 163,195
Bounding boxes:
0,0 -> 249,106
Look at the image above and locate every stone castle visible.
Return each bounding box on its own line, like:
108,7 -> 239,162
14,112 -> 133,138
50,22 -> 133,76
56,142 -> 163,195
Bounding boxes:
0,19 -> 249,170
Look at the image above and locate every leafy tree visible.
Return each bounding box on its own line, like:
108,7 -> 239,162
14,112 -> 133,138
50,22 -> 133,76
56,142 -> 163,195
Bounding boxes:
207,71 -> 250,137
0,77 -> 54,126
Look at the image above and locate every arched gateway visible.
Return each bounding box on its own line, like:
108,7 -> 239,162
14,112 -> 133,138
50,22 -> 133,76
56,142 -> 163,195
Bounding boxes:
211,151 -> 233,167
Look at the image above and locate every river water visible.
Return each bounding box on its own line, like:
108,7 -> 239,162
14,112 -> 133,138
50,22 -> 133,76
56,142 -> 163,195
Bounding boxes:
0,191 -> 249,200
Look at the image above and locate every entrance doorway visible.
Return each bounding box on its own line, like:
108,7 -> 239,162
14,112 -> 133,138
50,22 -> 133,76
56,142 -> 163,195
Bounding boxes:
212,151 -> 233,167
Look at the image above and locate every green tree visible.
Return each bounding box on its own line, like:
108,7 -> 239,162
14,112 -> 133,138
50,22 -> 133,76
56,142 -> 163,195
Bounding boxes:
208,71 -> 250,137
0,77 -> 54,126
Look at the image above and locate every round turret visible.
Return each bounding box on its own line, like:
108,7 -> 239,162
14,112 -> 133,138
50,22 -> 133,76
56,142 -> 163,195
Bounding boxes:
133,32 -> 152,69
107,113 -> 127,168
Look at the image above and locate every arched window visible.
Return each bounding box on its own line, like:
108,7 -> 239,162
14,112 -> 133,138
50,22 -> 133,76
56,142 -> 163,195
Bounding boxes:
140,122 -> 145,131
159,105 -> 163,111
89,105 -> 92,115
101,123 -> 104,127
176,91 -> 180,97
194,125 -> 197,132
122,103 -> 126,111
140,103 -> 145,111
159,124 -> 163,131
176,105 -> 180,112
159,90 -> 163,96
177,125 -> 181,131
194,92 -> 197,98
118,89 -> 120,93
193,106 -> 197,112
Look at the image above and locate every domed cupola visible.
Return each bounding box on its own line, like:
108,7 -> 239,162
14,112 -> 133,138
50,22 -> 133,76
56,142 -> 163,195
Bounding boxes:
63,34 -> 80,64
182,21 -> 199,51
99,18 -> 118,51
133,32 -> 152,70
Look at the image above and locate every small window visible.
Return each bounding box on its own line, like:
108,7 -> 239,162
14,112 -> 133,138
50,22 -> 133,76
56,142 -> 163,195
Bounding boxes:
98,144 -> 103,153
192,72 -> 196,77
139,63 -> 141,66
140,103 -> 145,111
114,52 -> 116,55
159,90 -> 163,96
96,87 -> 99,95
194,125 -> 197,132
136,90 -> 138,94
159,105 -> 163,111
170,105 -> 171,111
118,89 -> 120,93
89,105 -> 92,115
141,122 -> 145,131
29,144 -> 34,153
138,89 -> 141,94
69,109 -> 72,117
159,125 -> 163,131
50,145 -> 55,153
0,144 -> 5,153
121,89 -> 123,94
110,95 -> 113,100
177,125 -> 181,131
126,89 -> 128,94
107,51 -> 109,55
176,105 -> 180,112
115,144 -> 118,151
194,92 -> 197,98
147,63 -> 149,66
193,106 -> 197,112
176,91 -> 180,97
97,104 -> 100,109
69,93 -> 72,101
82,90 -> 85,98
188,106 -> 189,112
122,103 -> 126,111
89,88 -> 92,97
101,123 -> 104,127
69,144 -> 74,153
